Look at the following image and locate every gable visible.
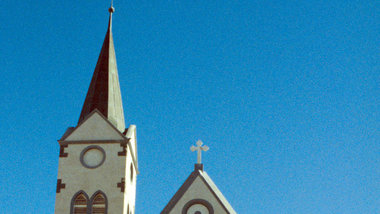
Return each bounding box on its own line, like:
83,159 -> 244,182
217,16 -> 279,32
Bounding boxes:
200,171 -> 236,213
61,110 -> 126,142
161,169 -> 236,214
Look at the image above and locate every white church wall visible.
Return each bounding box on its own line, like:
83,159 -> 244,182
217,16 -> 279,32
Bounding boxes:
125,125 -> 137,159
123,143 -> 137,214
55,143 -> 128,213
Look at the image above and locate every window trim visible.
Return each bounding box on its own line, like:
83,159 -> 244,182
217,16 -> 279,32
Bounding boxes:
70,190 -> 90,214
80,145 -> 106,169
70,190 -> 108,214
89,190 -> 108,214
182,199 -> 214,214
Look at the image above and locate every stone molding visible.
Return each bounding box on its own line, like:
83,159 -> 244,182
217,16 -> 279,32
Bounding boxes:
182,199 -> 214,214
79,145 -> 106,169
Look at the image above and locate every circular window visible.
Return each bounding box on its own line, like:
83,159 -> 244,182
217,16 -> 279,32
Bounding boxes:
182,199 -> 214,214
187,204 -> 209,214
80,146 -> 106,168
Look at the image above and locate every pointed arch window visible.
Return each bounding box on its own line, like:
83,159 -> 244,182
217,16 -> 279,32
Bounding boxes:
71,191 -> 89,214
90,191 -> 107,214
130,163 -> 134,182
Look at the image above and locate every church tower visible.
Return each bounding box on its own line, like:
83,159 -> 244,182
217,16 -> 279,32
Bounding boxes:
54,6 -> 138,214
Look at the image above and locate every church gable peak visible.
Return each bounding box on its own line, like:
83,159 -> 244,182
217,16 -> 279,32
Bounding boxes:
162,141 -> 236,213
161,169 -> 237,214
61,110 -> 127,142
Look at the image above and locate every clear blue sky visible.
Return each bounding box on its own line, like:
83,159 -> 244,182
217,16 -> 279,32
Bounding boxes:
0,0 -> 378,213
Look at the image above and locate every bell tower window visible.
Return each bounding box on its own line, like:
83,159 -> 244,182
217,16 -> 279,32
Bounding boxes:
71,192 -> 89,214
91,191 -> 107,214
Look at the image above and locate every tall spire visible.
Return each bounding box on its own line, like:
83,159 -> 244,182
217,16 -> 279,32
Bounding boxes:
78,5 -> 125,132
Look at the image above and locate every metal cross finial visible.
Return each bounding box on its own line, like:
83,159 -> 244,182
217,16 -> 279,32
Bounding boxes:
190,140 -> 209,164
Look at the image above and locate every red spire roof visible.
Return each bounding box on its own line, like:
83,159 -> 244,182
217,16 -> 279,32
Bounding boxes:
78,7 -> 125,132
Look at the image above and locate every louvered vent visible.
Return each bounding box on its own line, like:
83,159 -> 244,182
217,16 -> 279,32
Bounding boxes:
91,193 -> 106,214
73,194 -> 87,214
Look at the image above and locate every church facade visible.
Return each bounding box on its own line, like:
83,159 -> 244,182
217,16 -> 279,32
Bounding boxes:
54,6 -> 235,214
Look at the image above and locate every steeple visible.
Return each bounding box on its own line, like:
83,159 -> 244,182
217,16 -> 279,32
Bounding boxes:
78,6 -> 125,132
55,5 -> 138,214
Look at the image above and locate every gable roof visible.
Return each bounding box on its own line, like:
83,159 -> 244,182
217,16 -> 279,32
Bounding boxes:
161,167 -> 236,214
58,110 -> 140,174
60,109 -> 127,142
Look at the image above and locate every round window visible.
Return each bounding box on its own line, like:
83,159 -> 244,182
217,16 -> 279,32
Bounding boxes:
80,146 -> 106,168
182,199 -> 214,214
186,204 -> 209,214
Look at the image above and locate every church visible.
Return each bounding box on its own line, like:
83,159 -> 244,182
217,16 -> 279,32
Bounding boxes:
54,6 -> 236,214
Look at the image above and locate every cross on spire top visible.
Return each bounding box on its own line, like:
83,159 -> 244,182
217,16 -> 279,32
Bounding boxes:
190,140 -> 209,164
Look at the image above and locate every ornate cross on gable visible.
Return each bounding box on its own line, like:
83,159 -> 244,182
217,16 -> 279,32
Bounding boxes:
190,140 -> 209,164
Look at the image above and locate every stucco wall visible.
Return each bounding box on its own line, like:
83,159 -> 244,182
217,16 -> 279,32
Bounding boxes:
55,115 -> 137,214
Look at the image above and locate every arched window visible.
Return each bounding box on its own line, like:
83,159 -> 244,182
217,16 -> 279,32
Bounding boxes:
71,191 -> 89,214
90,191 -> 107,214
130,164 -> 134,182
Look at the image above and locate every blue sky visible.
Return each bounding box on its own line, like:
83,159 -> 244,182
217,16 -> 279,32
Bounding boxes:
0,0 -> 379,213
